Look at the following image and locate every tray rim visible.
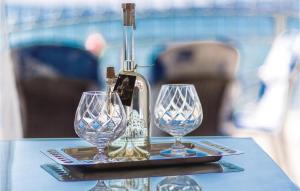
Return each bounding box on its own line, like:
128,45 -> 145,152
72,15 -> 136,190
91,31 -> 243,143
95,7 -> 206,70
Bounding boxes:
41,141 -> 223,170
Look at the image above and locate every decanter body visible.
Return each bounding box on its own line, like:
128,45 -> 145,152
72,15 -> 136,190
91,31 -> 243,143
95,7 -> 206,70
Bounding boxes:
109,3 -> 150,160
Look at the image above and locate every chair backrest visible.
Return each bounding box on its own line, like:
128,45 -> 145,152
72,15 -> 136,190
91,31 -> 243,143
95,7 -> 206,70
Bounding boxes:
11,44 -> 99,138
151,41 -> 239,136
160,41 -> 238,81
14,44 -> 99,81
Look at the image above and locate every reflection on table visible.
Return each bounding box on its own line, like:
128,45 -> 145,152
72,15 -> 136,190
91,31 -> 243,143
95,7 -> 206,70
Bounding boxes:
88,175 -> 202,191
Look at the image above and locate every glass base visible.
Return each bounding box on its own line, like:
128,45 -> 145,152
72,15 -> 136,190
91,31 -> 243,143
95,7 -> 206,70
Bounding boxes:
93,153 -> 109,163
89,180 -> 111,191
160,148 -> 197,157
108,141 -> 150,161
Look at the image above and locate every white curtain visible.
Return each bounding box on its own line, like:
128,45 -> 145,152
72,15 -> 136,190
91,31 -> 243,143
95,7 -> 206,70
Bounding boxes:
0,0 -> 22,139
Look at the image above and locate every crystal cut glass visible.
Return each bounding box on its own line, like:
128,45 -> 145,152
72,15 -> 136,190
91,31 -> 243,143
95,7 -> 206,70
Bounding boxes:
90,178 -> 148,191
154,84 -> 203,157
157,175 -> 202,191
89,181 -> 111,191
107,178 -> 148,190
74,91 -> 126,162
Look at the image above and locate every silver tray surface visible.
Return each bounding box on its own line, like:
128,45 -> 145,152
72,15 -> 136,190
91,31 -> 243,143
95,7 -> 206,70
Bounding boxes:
42,142 -> 224,170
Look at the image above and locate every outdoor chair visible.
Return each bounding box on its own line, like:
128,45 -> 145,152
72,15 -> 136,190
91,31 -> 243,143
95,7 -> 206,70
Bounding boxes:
151,41 -> 239,136
11,44 -> 99,138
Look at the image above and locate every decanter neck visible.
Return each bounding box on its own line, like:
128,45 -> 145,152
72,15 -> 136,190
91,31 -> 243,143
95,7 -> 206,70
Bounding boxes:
122,3 -> 136,72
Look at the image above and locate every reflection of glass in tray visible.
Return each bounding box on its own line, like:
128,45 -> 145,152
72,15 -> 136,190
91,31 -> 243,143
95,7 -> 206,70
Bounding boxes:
62,147 -> 99,161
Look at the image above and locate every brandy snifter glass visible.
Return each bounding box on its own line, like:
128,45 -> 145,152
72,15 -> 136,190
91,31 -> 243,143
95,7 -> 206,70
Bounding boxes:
154,84 -> 203,157
74,91 -> 126,162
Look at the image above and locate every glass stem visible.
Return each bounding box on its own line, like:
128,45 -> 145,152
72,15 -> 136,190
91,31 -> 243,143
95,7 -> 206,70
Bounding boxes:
96,145 -> 108,161
173,136 -> 185,149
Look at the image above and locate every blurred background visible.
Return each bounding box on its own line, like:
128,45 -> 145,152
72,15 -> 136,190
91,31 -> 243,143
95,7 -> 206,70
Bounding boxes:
1,0 -> 300,186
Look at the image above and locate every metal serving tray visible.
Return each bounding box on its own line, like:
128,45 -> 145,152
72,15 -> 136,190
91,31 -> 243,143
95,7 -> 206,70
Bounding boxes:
42,142 -> 223,170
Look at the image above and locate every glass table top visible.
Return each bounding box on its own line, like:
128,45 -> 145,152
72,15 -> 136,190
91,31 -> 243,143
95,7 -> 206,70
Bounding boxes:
0,137 -> 299,191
